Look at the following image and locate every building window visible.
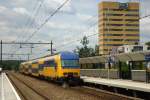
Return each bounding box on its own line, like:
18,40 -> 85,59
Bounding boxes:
103,34 -> 123,36
107,24 -> 123,26
125,29 -> 139,31
102,8 -> 138,12
104,44 -> 122,46
126,24 -> 139,26
125,34 -> 139,36
125,14 -> 139,16
132,46 -> 143,52
125,39 -> 139,42
106,14 -> 124,16
125,19 -> 139,21
109,19 -> 123,21
104,29 -> 123,31
104,39 -> 123,41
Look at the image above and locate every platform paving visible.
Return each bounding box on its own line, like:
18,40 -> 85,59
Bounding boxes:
0,73 -> 21,100
81,76 -> 150,93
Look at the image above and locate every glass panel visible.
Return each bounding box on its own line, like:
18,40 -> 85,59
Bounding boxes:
61,60 -> 79,68
44,60 -> 55,67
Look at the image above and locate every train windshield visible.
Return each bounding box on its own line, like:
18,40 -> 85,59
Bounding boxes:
61,60 -> 79,68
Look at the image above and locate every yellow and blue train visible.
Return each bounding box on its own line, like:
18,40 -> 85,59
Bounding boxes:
19,51 -> 82,85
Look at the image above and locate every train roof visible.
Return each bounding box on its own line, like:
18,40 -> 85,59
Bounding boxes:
60,51 -> 79,60
21,51 -> 78,64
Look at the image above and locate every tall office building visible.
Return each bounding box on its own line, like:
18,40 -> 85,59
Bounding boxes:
98,2 -> 139,55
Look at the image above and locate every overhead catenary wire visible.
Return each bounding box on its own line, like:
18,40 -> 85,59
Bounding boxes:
9,0 -> 70,60
22,0 -> 46,41
9,0 -> 45,58
9,1 -> 150,60
24,0 -> 70,42
29,15 -> 98,58
8,0 -> 40,54
21,14 -> 150,59
11,14 -> 150,60
12,0 -> 70,54
55,14 -> 150,52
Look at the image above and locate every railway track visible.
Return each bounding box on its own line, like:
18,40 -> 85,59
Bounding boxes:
7,72 -> 50,100
7,72 -> 142,100
71,86 -> 141,100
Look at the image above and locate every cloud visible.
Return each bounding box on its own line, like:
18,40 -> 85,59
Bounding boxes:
0,6 -> 7,13
76,13 -> 93,21
46,21 -> 87,31
0,0 -> 150,60
44,0 -> 75,14
140,21 -> 150,42
13,7 -> 29,15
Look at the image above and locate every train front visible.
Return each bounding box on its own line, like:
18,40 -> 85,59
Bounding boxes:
59,52 -> 83,86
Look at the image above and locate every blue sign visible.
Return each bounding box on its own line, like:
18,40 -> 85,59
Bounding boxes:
119,3 -> 128,10
145,54 -> 150,61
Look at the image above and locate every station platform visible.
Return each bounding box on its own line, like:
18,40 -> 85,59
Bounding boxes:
81,76 -> 150,93
0,73 -> 21,100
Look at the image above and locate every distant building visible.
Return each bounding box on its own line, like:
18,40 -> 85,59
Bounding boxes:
98,1 -> 140,55
117,44 -> 150,53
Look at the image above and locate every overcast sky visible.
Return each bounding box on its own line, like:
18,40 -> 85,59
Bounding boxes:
0,0 -> 150,60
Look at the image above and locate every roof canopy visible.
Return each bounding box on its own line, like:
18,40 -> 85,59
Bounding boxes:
79,51 -> 150,64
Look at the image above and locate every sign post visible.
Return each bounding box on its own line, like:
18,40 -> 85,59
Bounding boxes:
145,54 -> 150,83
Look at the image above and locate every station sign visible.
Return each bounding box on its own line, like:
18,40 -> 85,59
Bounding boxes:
119,3 -> 128,10
145,54 -> 150,61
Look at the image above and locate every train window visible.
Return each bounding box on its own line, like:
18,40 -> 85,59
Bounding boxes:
86,63 -> 93,69
80,64 -> 87,69
32,68 -> 38,73
39,64 -> 44,70
61,60 -> 79,68
44,60 -> 55,67
132,61 -> 145,70
32,61 -> 38,64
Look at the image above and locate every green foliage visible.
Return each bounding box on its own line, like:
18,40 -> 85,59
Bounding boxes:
80,36 -> 89,48
74,36 -> 99,58
146,41 -> 150,46
94,45 -> 99,56
121,62 -> 129,72
0,60 -> 23,71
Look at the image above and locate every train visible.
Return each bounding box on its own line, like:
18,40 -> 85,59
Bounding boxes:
19,51 -> 83,87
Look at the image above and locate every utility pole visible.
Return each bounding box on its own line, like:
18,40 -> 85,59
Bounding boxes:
1,41 -> 52,60
50,40 -> 53,55
28,54 -> 30,61
30,44 -> 34,54
1,40 -> 2,63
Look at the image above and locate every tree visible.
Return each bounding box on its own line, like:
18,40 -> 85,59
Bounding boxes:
0,60 -> 23,71
146,41 -> 150,46
81,36 -> 89,48
94,45 -> 99,56
74,36 -> 96,58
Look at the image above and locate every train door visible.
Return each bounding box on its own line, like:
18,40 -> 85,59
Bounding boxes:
42,60 -> 55,78
54,61 -> 57,77
49,60 -> 56,78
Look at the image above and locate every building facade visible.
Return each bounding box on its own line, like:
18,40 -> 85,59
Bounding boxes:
98,2 -> 140,55
117,44 -> 150,53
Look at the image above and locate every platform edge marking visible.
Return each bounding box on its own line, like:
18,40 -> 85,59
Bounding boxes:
2,73 -> 5,100
4,73 -> 21,100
